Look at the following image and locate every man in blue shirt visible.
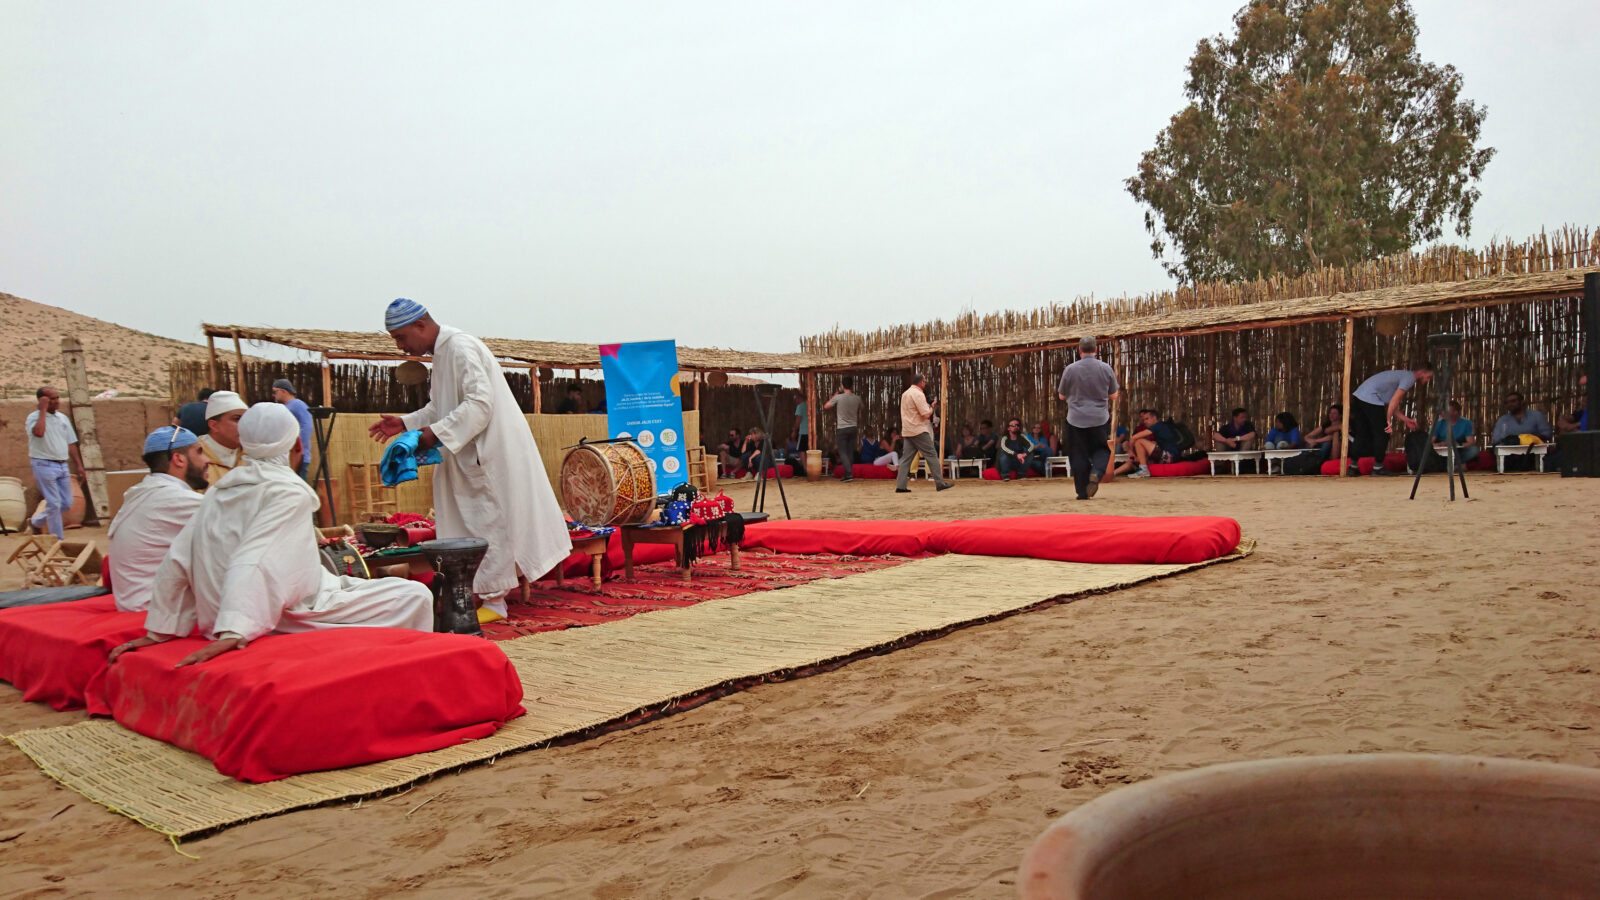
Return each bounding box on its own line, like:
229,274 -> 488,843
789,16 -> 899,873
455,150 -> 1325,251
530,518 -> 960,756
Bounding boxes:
1430,400 -> 1478,464
1124,408 -> 1182,478
271,379 -> 315,479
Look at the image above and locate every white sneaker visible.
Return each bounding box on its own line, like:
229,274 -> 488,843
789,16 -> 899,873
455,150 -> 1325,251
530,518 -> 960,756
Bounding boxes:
1127,466 -> 1151,479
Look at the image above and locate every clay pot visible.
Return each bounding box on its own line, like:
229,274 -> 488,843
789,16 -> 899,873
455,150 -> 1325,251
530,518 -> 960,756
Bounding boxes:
0,476 -> 24,531
803,449 -> 823,482
1019,754 -> 1600,900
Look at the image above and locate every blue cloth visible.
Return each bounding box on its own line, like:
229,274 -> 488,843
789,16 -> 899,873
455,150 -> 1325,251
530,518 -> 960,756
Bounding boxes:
29,459 -> 73,539
1265,426 -> 1301,447
1431,417 -> 1474,445
143,426 -> 198,454
385,297 -> 429,330
284,397 -> 314,459
379,430 -> 442,486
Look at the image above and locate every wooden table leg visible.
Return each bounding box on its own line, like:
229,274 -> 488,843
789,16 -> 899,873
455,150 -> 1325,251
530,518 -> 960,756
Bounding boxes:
623,531 -> 637,582
554,566 -> 565,588
590,552 -> 602,588
675,530 -> 690,583
730,542 -> 740,572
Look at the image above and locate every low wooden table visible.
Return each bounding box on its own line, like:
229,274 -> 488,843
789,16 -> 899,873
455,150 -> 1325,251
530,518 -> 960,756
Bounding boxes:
621,522 -> 741,583
1493,442 -> 1551,473
555,535 -> 608,588
1208,450 -> 1264,476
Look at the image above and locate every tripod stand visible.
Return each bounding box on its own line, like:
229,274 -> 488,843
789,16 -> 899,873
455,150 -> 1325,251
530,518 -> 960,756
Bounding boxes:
1410,333 -> 1469,501
310,406 -> 339,521
749,385 -> 791,520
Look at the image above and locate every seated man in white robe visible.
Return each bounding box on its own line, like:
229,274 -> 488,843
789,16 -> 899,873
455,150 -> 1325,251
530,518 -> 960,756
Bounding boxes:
106,426 -> 208,612
109,403 -> 432,668
197,390 -> 247,487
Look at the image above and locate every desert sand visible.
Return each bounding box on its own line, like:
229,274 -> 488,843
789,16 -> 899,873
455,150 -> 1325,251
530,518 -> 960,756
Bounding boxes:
1,472 -> 1597,898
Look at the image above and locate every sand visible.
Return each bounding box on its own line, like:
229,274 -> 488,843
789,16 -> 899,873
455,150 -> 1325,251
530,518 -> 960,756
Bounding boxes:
1,472 -> 1598,898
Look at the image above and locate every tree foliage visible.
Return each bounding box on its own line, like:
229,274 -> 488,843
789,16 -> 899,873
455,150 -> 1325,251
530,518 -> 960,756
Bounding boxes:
1126,0 -> 1494,283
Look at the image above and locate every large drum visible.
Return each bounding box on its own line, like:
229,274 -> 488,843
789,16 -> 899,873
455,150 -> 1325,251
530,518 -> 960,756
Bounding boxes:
561,440 -> 656,527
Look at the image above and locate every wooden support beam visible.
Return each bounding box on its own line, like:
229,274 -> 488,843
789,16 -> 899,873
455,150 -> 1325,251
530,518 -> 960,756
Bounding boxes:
1105,341 -> 1122,483
532,368 -> 543,413
232,330 -> 247,402
320,352 -> 333,408
60,337 -> 109,523
938,358 -> 949,464
207,333 -> 219,387
690,372 -> 699,411
1339,317 -> 1354,476
805,370 -> 818,450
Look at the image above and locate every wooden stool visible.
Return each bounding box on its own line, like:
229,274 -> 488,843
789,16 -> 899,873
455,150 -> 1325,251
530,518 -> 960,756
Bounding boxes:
554,535 -> 609,589
347,462 -> 398,522
685,446 -> 715,493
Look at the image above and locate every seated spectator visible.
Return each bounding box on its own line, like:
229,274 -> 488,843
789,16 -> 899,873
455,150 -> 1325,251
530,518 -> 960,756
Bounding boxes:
1212,407 -> 1257,451
1304,404 -> 1348,459
1032,421 -> 1060,456
1121,409 -> 1181,478
1490,391 -> 1553,445
1264,413 -> 1302,449
716,427 -> 743,474
997,418 -> 1044,480
1431,400 -> 1479,464
971,420 -> 998,462
738,427 -> 767,479
1557,411 -> 1581,436
1114,424 -> 1130,457
875,438 -> 901,470
858,428 -> 881,464
952,425 -> 979,461
556,384 -> 584,414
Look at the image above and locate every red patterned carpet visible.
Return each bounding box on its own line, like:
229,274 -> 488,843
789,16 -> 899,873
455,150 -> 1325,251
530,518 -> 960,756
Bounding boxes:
482,550 -> 919,641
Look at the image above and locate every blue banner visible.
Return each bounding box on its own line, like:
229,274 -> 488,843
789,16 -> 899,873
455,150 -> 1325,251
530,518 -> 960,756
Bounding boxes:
600,339 -> 687,492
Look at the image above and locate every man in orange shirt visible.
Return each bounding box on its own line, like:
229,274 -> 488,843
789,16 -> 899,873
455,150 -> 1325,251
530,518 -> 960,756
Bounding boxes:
895,373 -> 954,494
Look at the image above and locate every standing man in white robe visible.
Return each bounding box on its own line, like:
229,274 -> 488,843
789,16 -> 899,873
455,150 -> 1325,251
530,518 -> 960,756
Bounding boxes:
370,298 -> 572,620
106,426 -> 208,612
109,404 -> 432,668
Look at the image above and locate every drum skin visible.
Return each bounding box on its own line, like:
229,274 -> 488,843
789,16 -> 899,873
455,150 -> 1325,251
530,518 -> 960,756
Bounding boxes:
561,442 -> 656,527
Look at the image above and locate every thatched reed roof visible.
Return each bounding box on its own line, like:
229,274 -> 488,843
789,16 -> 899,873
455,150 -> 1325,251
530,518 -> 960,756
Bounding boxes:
806,267 -> 1598,369
202,325 -> 818,373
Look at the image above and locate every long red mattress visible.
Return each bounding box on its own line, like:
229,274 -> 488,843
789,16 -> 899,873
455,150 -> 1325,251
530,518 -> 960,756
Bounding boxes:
87,629 -> 524,783
0,596 -> 146,711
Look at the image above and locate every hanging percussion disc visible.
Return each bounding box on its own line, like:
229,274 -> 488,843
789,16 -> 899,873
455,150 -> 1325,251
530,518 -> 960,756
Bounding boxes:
1375,314 -> 1406,337
395,360 -> 429,385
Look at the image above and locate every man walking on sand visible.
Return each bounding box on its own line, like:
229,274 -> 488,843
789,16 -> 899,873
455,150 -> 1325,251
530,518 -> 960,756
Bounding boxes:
1057,337 -> 1120,500
895,374 -> 953,494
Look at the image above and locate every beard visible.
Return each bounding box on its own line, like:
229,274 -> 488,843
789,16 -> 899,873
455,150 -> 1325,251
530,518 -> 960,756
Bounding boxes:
183,467 -> 210,491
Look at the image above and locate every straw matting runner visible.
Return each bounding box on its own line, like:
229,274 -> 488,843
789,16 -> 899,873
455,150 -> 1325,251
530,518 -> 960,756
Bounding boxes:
8,545 -> 1251,839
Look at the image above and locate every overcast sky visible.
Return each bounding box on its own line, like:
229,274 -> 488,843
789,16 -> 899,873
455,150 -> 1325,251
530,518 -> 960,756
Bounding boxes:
3,1 -> 1595,360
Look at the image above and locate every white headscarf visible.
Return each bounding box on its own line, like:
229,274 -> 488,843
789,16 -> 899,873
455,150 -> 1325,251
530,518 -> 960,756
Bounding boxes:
237,402 -> 300,466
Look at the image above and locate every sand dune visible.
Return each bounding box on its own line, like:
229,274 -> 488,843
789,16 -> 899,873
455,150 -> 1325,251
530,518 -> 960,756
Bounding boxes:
0,473 -> 1596,898
0,291 -> 216,398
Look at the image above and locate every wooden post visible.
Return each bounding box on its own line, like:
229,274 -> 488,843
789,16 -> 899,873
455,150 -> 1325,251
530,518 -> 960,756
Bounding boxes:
939,358 -> 949,465
60,337 -> 109,523
690,372 -> 700,411
1339,317 -> 1354,476
531,364 -> 543,413
1105,340 -> 1121,483
207,333 -> 220,388
320,352 -> 333,408
805,370 -> 818,449
232,330 -> 248,402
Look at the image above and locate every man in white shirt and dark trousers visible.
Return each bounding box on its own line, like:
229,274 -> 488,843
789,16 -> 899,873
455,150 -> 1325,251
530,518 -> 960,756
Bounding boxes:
1349,363 -> 1433,476
25,387 -> 87,539
1057,337 -> 1121,500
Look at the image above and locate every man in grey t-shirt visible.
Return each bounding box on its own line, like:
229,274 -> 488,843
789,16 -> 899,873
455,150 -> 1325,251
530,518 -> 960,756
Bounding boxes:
1057,337 -> 1120,500
825,376 -> 865,481
1349,362 -> 1433,476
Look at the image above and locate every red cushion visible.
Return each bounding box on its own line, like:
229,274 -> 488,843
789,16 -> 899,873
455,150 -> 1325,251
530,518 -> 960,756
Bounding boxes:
832,464 -> 897,479
88,629 -> 525,782
1149,460 -> 1210,477
924,514 -> 1240,565
0,597 -> 146,711
764,465 -> 795,479
981,467 -> 1044,480
741,519 -> 938,557
100,556 -> 113,591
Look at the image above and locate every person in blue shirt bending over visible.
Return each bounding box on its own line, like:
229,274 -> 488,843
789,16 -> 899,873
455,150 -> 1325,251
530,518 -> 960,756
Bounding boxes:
1431,400 -> 1478,464
1264,412 -> 1302,449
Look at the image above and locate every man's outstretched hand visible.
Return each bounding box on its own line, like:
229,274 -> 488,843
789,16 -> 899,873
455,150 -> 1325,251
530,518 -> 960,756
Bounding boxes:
175,637 -> 248,668
369,414 -> 406,444
108,635 -> 161,663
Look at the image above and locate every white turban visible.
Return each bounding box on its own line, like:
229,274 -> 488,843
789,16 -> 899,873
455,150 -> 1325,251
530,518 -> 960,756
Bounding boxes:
238,402 -> 301,465
205,390 -> 248,420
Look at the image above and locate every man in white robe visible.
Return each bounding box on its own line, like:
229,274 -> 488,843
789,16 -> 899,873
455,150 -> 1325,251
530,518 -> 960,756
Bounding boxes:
197,390 -> 247,487
370,298 -> 572,619
106,426 -> 208,612
109,404 -> 432,668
